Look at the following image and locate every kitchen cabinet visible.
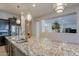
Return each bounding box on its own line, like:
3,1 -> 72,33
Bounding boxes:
5,38 -> 26,56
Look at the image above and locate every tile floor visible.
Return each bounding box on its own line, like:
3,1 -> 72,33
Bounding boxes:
0,46 -> 8,56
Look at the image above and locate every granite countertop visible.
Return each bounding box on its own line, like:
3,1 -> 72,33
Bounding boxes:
5,36 -> 79,56
5,36 -> 29,56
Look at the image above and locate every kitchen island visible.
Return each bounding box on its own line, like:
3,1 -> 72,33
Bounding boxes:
5,36 -> 79,56
5,36 -> 28,56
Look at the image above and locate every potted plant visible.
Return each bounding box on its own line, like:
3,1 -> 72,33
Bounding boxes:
52,21 -> 60,32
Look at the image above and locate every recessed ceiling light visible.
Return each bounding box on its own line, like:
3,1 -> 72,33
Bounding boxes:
32,4 -> 36,7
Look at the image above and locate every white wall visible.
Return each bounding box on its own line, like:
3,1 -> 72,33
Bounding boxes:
32,4 -> 79,44
32,19 -> 37,36
0,10 -> 17,19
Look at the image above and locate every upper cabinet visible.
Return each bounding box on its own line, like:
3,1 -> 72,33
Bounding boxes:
0,19 -> 10,36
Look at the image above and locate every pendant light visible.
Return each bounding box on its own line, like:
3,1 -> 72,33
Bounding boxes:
54,3 -> 67,13
26,13 -> 32,21
16,18 -> 21,24
16,5 -> 21,24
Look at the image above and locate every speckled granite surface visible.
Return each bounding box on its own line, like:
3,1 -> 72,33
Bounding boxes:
6,36 -> 79,56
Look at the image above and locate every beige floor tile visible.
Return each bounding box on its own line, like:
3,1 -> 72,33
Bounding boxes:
0,46 -> 8,56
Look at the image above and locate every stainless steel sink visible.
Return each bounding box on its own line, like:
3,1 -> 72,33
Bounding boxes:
14,39 -> 28,43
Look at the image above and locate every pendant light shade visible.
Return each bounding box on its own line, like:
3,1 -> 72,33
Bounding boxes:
53,3 -> 67,13
16,18 -> 21,24
26,13 -> 32,21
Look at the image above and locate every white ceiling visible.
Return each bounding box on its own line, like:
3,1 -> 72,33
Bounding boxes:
0,3 -> 78,18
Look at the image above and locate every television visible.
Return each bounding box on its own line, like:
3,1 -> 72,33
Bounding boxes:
0,19 -> 10,36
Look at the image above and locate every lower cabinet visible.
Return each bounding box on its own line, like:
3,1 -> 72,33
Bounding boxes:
6,40 -> 26,56
13,47 -> 26,56
8,44 -> 26,56
7,44 -> 26,56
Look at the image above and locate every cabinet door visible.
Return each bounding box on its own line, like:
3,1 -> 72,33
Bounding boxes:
10,44 -> 26,56
14,47 -> 26,56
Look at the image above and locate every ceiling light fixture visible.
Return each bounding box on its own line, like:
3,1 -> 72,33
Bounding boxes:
16,5 -> 21,24
16,18 -> 21,24
54,3 -> 67,13
26,13 -> 32,21
32,3 -> 36,7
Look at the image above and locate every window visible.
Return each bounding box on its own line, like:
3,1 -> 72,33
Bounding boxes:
41,13 -> 77,33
